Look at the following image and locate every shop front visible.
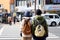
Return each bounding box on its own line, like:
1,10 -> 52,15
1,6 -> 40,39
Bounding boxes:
44,5 -> 60,13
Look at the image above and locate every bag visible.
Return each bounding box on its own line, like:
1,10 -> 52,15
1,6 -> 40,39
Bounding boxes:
22,19 -> 31,35
34,23 -> 45,37
33,18 -> 45,37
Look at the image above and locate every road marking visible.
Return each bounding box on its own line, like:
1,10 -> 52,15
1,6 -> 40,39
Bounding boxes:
57,27 -> 60,28
0,27 -> 5,35
0,32 -> 59,39
0,24 -> 59,39
0,38 -> 21,39
47,32 -> 59,38
49,27 -> 60,28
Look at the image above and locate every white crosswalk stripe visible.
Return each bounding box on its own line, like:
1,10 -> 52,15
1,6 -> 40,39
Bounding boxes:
47,32 -> 59,38
0,32 -> 59,39
56,27 -> 60,28
0,24 -> 60,40
0,27 -> 5,35
49,26 -> 60,28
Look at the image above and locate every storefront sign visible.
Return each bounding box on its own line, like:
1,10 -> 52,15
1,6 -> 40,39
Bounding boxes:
44,5 -> 60,11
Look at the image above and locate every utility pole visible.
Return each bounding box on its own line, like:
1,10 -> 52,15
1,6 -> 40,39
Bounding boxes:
35,0 -> 36,15
41,0 -> 45,14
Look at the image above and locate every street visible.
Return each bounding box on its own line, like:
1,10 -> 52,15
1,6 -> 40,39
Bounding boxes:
0,22 -> 60,40
47,26 -> 60,40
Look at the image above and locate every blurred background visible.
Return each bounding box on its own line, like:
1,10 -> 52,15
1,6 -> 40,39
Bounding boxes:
0,0 -> 60,40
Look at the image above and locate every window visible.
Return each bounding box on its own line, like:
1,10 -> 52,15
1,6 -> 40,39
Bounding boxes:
44,15 -> 49,19
32,0 -> 35,5
16,0 -> 27,6
49,15 -> 53,18
46,0 -> 60,4
55,15 -> 59,18
16,0 -> 20,6
39,0 -> 40,5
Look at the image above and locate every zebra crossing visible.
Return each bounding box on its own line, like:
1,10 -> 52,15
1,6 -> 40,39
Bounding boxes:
0,24 -> 60,40
0,32 -> 59,40
47,32 -> 59,38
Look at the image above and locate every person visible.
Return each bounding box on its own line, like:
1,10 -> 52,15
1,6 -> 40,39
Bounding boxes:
13,12 -> 16,24
31,9 -> 48,40
8,16 -> 12,25
20,11 -> 32,40
2,14 -> 6,23
5,10 -> 8,24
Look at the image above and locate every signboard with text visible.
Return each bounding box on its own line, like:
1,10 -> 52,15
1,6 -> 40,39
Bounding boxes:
44,5 -> 60,11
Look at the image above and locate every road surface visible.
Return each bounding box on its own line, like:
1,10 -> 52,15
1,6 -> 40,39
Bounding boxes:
0,22 -> 60,40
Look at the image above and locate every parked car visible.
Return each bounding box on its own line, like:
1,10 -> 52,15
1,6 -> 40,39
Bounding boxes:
57,13 -> 60,17
41,13 -> 60,26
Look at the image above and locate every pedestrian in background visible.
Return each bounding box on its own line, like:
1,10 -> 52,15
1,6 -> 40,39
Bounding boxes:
31,9 -> 48,40
20,11 -> 32,40
13,12 -> 16,24
5,9 -> 8,24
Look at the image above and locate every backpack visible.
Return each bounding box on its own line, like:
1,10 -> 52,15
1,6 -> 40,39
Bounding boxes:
22,19 -> 31,35
32,17 -> 46,37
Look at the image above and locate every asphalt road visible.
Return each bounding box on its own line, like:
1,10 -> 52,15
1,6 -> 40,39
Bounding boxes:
0,23 -> 60,40
0,23 -> 3,29
47,26 -> 60,40
49,26 -> 60,36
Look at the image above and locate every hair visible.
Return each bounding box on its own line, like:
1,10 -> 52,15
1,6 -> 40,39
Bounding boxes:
36,9 -> 42,15
5,9 -> 8,12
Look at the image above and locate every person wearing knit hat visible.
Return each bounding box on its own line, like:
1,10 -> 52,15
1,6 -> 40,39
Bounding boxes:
31,9 -> 48,40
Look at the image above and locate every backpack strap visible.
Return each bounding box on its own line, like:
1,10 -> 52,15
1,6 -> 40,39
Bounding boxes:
23,18 -> 30,26
34,16 -> 42,26
31,17 -> 41,34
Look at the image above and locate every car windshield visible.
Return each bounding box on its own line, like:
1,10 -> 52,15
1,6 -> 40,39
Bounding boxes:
55,15 -> 59,18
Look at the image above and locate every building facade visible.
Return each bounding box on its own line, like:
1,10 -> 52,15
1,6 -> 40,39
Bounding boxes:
15,0 -> 60,13
0,0 -> 14,13
15,0 -> 41,12
44,0 -> 60,13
